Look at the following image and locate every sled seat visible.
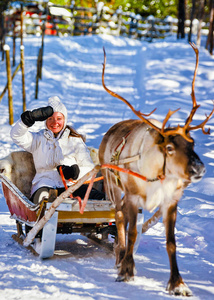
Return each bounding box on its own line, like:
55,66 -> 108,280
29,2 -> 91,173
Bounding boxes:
0,173 -> 40,225
0,151 -> 40,225
0,150 -> 115,225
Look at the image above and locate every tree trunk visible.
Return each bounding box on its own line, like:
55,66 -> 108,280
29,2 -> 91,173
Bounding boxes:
206,0 -> 214,54
1,1 -> 10,60
188,0 -> 196,42
0,8 -> 5,55
210,16 -> 214,54
197,0 -> 206,46
177,0 -> 186,39
0,10 -> 3,50
0,2 -> 9,36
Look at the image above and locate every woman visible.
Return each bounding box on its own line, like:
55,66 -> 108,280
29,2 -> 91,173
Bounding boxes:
10,96 -> 104,203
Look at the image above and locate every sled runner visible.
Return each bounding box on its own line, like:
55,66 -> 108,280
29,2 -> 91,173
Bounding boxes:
0,150 -> 117,258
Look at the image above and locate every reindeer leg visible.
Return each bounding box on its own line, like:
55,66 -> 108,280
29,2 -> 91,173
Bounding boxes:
102,171 -> 125,267
164,204 -> 193,296
117,196 -> 138,282
115,208 -> 126,266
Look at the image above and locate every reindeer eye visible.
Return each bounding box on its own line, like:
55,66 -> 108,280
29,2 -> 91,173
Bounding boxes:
166,145 -> 175,155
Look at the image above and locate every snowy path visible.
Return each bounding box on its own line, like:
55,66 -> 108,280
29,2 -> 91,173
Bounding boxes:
0,35 -> 214,299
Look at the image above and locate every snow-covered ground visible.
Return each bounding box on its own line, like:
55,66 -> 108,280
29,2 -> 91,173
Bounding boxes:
0,33 -> 214,300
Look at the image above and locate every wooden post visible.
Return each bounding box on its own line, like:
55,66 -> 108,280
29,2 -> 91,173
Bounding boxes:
20,45 -> 26,111
0,62 -> 20,102
4,44 -> 13,125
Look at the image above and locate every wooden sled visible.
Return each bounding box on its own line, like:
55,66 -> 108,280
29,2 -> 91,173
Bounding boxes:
0,150 -> 117,259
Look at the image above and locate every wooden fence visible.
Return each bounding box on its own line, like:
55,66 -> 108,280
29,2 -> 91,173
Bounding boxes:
3,3 -> 209,42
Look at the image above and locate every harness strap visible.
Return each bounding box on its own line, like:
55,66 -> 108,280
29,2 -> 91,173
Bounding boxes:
111,131 -> 133,185
110,128 -> 166,184
59,166 -> 82,210
117,154 -> 140,165
111,131 -> 132,165
101,164 -> 165,182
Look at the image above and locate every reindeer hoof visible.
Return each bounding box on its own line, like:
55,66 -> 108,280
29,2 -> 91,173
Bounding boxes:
114,262 -> 121,270
167,282 -> 193,297
116,274 -> 134,282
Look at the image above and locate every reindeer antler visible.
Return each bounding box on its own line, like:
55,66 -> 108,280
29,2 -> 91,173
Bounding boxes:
102,44 -> 213,143
102,48 -> 157,119
102,47 -> 176,135
184,42 -> 214,135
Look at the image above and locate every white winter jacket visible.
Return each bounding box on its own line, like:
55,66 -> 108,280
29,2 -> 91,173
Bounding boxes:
10,119 -> 95,195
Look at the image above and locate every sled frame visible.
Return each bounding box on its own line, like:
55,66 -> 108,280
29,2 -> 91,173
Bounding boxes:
0,173 -> 116,258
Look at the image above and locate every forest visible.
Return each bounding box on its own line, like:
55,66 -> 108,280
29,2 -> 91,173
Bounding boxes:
50,0 -> 212,20
0,0 -> 214,54
0,0 -> 212,19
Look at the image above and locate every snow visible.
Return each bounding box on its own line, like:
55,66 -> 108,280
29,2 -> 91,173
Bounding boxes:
3,44 -> 10,51
0,33 -> 214,299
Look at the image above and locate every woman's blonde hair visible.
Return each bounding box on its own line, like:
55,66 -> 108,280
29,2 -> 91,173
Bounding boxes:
66,125 -> 86,142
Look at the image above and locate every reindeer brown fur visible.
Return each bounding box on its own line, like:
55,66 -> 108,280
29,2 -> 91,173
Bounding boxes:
99,43 -> 213,296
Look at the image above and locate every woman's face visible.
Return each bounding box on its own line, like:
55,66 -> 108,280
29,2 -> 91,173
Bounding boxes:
46,112 -> 65,134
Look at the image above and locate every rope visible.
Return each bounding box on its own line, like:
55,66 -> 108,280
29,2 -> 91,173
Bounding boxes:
105,166 -> 116,204
79,172 -> 97,214
101,164 -> 165,182
68,176 -> 104,185
59,164 -> 165,214
59,166 -> 104,211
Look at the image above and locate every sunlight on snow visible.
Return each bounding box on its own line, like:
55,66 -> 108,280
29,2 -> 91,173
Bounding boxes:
0,35 -> 214,299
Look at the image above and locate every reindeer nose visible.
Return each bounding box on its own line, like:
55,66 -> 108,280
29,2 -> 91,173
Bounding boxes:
189,161 -> 206,183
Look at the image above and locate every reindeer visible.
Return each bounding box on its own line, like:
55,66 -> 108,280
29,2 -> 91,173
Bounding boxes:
99,43 -> 213,296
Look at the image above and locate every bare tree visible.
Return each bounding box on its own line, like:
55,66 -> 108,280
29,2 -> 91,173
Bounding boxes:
188,0 -> 196,42
206,0 -> 214,54
197,0 -> 206,46
177,0 -> 186,38
0,2 -> 7,47
0,1 -> 10,60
